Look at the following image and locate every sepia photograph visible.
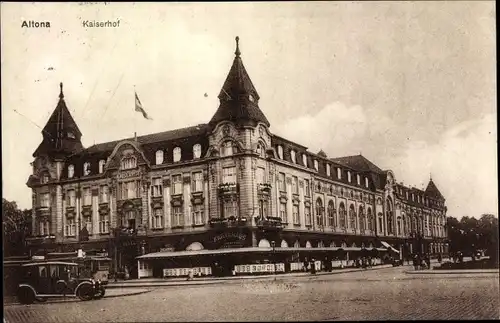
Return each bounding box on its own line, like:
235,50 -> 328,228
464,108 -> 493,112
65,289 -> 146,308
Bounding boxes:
1,1 -> 498,321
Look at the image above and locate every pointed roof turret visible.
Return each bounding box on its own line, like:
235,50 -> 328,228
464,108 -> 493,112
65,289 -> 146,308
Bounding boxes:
209,36 -> 270,129
33,82 -> 84,158
425,178 -> 445,201
317,149 -> 327,158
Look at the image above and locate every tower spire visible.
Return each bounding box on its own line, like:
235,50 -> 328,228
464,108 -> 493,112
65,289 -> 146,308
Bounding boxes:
59,82 -> 64,99
235,36 -> 241,57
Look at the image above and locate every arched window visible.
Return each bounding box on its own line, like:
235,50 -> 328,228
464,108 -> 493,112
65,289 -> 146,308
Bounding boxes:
68,165 -> 74,178
193,144 -> 201,159
356,174 -> 361,185
290,150 -> 296,163
155,150 -> 164,165
378,212 -> 384,233
365,177 -> 369,188
349,204 -> 357,230
314,160 -> 319,171
326,164 -> 331,176
173,147 -> 181,162
222,141 -> 234,157
98,160 -> 106,174
358,205 -> 365,231
256,143 -> 265,158
339,202 -> 346,228
121,156 -> 136,169
386,198 -> 394,235
327,200 -> 336,227
41,173 -> 50,184
367,207 -> 374,231
315,198 -> 323,227
277,145 -> 283,159
302,154 -> 307,167
83,162 -> 91,176
397,216 -> 402,236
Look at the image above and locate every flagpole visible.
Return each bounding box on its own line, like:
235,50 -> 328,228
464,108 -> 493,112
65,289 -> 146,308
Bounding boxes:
133,85 -> 137,140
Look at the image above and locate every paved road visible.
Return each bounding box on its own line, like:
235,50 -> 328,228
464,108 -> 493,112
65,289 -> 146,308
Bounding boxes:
4,267 -> 499,322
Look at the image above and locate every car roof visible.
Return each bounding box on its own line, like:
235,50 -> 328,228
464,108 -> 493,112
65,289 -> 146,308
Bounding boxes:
22,261 -> 78,267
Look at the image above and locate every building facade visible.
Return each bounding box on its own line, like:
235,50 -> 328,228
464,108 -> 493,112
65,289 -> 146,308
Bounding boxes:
26,37 -> 448,276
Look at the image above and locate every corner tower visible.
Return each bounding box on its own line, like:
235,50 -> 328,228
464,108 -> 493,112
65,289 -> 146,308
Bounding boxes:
209,36 -> 270,129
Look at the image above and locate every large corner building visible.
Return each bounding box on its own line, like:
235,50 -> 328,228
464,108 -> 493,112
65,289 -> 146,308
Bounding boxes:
26,37 -> 448,278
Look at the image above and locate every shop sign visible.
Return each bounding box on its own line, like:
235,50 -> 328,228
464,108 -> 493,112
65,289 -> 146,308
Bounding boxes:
212,231 -> 248,248
118,169 -> 141,179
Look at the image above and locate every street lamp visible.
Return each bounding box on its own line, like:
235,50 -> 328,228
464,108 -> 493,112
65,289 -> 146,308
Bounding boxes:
271,241 -> 276,279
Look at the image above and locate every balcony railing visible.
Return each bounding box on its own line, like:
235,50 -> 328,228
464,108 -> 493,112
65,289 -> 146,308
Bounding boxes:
258,183 -> 272,193
255,216 -> 283,230
218,183 -> 239,196
208,216 -> 247,229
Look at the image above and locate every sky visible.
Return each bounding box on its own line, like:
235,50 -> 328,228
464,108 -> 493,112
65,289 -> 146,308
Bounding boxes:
1,2 -> 497,219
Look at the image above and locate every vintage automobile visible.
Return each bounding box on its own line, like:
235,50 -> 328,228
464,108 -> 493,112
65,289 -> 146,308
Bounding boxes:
16,261 -> 106,304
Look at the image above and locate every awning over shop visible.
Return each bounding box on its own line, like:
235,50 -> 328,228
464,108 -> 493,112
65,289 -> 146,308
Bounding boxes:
380,241 -> 400,254
137,247 -> 275,260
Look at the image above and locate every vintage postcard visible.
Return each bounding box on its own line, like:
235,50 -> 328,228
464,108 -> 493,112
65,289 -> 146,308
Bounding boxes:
1,2 -> 498,322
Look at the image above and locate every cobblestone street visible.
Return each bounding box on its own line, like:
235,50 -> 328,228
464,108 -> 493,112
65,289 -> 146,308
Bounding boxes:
4,267 -> 499,322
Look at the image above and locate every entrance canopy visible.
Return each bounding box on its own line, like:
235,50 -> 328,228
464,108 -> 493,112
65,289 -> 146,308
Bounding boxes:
137,246 -> 389,260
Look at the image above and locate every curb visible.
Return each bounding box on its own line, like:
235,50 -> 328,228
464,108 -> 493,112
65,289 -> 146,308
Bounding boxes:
405,270 -> 499,275
104,289 -> 152,298
106,265 -> 395,289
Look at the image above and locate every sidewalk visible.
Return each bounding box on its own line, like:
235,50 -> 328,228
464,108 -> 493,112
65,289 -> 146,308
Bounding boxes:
3,288 -> 151,306
407,269 -> 499,275
107,264 -> 395,289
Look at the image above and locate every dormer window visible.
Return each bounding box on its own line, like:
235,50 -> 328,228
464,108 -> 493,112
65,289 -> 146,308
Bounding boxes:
68,165 -> 74,178
121,157 -> 136,170
326,164 -> 331,176
83,162 -> 91,176
347,171 -> 352,182
256,143 -> 265,158
302,154 -> 307,167
365,177 -> 369,188
193,144 -> 202,159
98,160 -> 106,174
222,141 -> 235,157
173,147 -> 181,162
155,150 -> 164,165
357,174 -> 361,185
277,145 -> 283,159
314,160 -> 319,171
290,150 -> 296,163
67,132 -> 75,139
337,168 -> 342,179
41,173 -> 49,184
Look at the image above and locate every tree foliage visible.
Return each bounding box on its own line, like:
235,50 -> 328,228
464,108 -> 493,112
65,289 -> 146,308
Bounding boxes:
2,198 -> 32,256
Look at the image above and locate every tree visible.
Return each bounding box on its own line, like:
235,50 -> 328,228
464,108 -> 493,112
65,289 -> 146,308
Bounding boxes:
2,198 -> 32,257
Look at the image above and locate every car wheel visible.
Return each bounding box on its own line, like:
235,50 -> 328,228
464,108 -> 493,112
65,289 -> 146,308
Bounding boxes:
77,284 -> 94,301
17,287 -> 35,305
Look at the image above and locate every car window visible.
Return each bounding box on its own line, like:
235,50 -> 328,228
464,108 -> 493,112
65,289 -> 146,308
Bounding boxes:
50,265 -> 59,278
39,266 -> 48,278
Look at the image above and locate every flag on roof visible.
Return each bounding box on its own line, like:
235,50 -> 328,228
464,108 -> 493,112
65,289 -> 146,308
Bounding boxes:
135,91 -> 152,120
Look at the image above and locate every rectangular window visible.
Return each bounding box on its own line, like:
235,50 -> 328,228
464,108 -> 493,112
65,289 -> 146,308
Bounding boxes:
223,200 -> 238,218
326,164 -> 331,177
67,190 -> 76,207
99,185 -> 109,203
278,173 -> 286,191
84,216 -> 92,233
99,214 -> 109,234
293,204 -> 300,224
172,175 -> 182,195
304,179 -> 310,197
82,188 -> 92,206
337,168 -> 342,179
121,181 -> 138,199
258,200 -> 268,218
39,220 -> 50,235
347,172 -> 352,183
365,177 -> 369,188
192,204 -> 204,225
151,177 -> 163,197
152,208 -> 163,229
172,206 -> 184,227
292,176 -> 298,194
40,193 -> 50,208
222,166 -> 236,184
191,172 -> 203,192
279,202 -> 287,223
256,167 -> 265,185
65,218 -> 76,236
305,206 -> 312,226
